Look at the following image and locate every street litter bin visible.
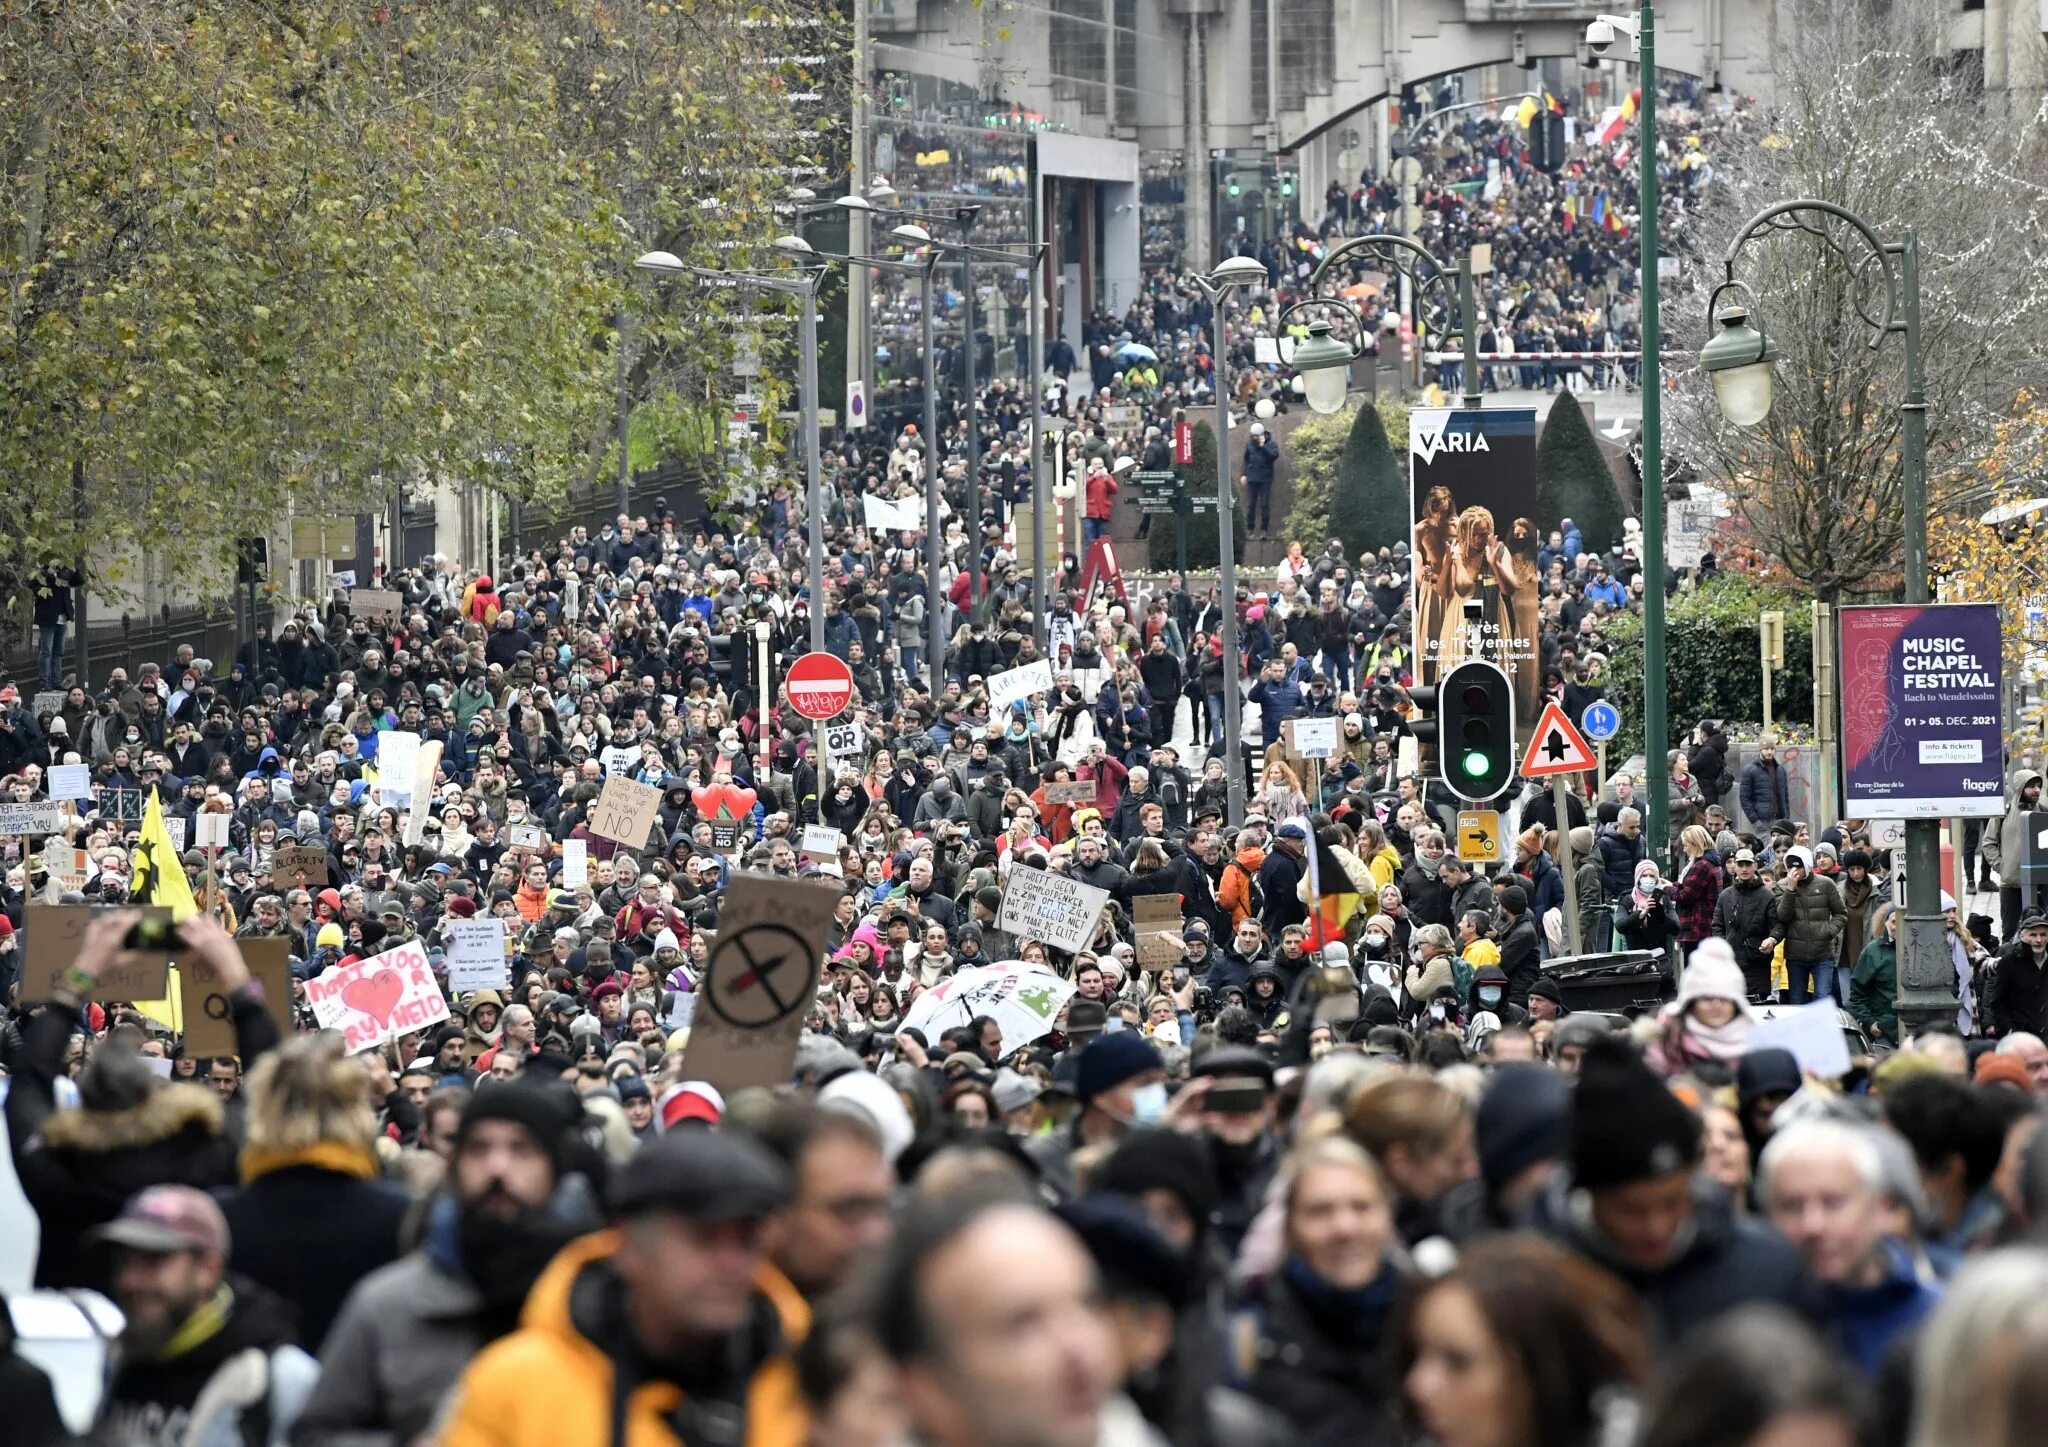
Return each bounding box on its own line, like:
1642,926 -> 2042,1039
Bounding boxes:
1539,949 -> 1673,1016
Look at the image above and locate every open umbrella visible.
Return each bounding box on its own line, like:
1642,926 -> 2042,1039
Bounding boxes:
1114,341 -> 1159,365
901,962 -> 1076,1048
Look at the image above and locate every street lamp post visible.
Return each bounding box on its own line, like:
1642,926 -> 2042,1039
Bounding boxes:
634,246 -> 830,659
1697,199 -> 1946,1029
1285,232 -> 1485,415
1186,254 -> 1270,826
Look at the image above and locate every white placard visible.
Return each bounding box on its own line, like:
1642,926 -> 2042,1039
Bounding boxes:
0,802 -> 62,837
443,918 -> 509,994
861,495 -> 924,532
193,814 -> 232,850
163,815 -> 187,853
303,940 -> 449,1055
378,731 -> 420,788
800,825 -> 841,856
1748,999 -> 1854,1082
823,719 -> 866,761
1292,717 -> 1340,758
48,764 -> 90,801
560,838 -> 589,889
507,824 -> 548,851
987,659 -> 1055,711
996,865 -> 1112,955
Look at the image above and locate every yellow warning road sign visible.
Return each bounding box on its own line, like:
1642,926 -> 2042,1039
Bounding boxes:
1457,809 -> 1503,863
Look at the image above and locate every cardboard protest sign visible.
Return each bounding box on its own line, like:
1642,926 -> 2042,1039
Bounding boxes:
32,691 -> 65,720
589,775 -> 662,848
304,939 -> 448,1055
177,938 -> 293,1058
987,659 -> 1054,711
349,587 -> 404,623
443,918 -> 509,994
677,873 -> 837,1094
271,846 -> 329,889
1132,894 -> 1185,974
0,802 -> 64,837
559,839 -> 589,889
25,905 -> 173,1002
1042,780 -> 1098,807
997,866 -> 1111,955
507,824 -> 548,852
163,815 -> 187,854
41,840 -> 88,894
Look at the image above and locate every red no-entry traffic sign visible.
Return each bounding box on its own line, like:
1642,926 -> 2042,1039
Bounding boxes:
786,651 -> 855,720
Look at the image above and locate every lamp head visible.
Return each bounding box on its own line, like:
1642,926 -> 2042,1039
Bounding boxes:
771,235 -> 816,257
1291,321 -> 1358,415
788,187 -> 817,202
868,177 -> 899,202
890,223 -> 933,246
634,250 -> 685,275
1208,255 -> 1269,290
1700,303 -> 1778,427
835,194 -> 874,212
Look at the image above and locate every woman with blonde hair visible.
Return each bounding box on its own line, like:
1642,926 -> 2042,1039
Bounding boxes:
1434,505 -> 1518,673
217,1034 -> 412,1349
1344,1070 -> 1479,1240
1909,1246 -> 2048,1447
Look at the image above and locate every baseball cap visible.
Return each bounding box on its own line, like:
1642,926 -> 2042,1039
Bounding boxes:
1732,849 -> 1757,864
657,1080 -> 725,1129
91,1185 -> 230,1257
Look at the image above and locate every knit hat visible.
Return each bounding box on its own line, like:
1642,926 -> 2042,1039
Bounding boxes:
1089,1128 -> 1219,1238
445,896 -> 478,919
1736,1048 -> 1802,1111
1528,976 -> 1565,1008
656,1080 -> 725,1130
1571,1036 -> 1701,1190
1975,1053 -> 2033,1093
316,923 -> 345,949
1075,1033 -> 1164,1103
1673,941 -> 1754,1021
456,1081 -> 582,1174
1477,1063 -> 1571,1195
1498,884 -> 1530,915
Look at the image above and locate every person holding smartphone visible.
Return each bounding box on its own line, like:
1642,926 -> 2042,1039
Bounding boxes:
1773,847 -> 1847,1004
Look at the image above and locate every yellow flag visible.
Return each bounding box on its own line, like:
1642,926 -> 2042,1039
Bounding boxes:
130,789 -> 197,1031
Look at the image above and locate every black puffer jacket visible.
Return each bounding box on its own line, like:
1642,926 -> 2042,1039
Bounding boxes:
1235,1257 -> 1400,1447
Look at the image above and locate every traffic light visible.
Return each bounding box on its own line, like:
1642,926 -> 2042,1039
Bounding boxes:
235,535 -> 268,585
1227,175 -> 1242,199
1531,111 -> 1567,173
1279,172 -> 1296,199
1437,660 -> 1516,802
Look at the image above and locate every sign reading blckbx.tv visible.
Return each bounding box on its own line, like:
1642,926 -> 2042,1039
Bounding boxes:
1838,602 -> 2003,818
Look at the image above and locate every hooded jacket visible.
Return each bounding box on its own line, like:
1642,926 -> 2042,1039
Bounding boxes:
1985,766 -> 2046,880
437,1230 -> 809,1447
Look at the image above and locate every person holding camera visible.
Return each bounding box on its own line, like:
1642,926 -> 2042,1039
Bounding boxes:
1615,859 -> 1682,963
1771,846 -> 1848,1004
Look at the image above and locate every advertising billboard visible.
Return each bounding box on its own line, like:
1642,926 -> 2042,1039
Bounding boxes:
1838,602 -> 2004,818
1410,407 -> 1541,729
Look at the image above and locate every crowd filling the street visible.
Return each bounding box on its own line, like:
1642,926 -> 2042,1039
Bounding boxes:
7,46 -> 2048,1447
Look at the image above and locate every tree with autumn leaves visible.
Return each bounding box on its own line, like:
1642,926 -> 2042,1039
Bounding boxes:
1931,394 -> 2048,681
0,2 -> 842,607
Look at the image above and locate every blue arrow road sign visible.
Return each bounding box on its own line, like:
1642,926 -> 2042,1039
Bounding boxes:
1580,700 -> 1621,743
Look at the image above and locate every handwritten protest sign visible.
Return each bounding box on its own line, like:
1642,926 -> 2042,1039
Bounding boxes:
987,659 -> 1054,711
304,939 -> 448,1055
178,938 -> 292,1058
48,764 -> 90,801
0,802 -> 64,837
1132,895 -> 1185,974
25,905 -> 172,1002
443,918 -> 509,994
997,866 -> 1111,954
678,874 -> 836,1094
272,846 -> 329,889
589,775 -> 661,847
560,838 -> 589,889
349,587 -> 404,623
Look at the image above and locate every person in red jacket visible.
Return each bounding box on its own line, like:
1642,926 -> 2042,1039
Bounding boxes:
1084,458 -> 1120,544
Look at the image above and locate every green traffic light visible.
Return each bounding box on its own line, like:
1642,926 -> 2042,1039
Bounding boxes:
1461,752 -> 1490,778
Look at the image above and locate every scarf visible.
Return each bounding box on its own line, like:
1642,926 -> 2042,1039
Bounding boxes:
240,1139 -> 380,1185
1680,1013 -> 1753,1063
1631,864 -> 1663,913
1414,848 -> 1444,881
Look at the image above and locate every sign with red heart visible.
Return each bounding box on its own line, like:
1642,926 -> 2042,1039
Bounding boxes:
304,939 -> 447,1055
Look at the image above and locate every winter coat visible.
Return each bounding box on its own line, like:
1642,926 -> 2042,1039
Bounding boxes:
1528,1175 -> 1817,1344
1597,828 -> 1646,898
218,1153 -> 413,1353
1850,936 -> 1899,1043
1820,1238 -> 1941,1375
1496,913 -> 1541,1009
1776,875 -> 1848,964
1985,939 -> 2048,1038
100,1274 -> 318,1447
1234,1258 -> 1398,1447
1675,855 -> 1723,945
1713,878 -> 1780,978
1242,433 -> 1281,487
1400,860 -> 1453,930
1257,847 -> 1308,937
1985,766 -> 2046,878
1616,890 -> 1681,957
436,1230 -> 810,1447
1739,756 -> 1791,827
8,994 -> 276,1289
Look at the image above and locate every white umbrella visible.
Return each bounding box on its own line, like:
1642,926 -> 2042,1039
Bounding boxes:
901,962 -> 1077,1049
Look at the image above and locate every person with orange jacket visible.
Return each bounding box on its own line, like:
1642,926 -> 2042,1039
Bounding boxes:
1220,836 -> 1268,930
437,1131 -> 809,1447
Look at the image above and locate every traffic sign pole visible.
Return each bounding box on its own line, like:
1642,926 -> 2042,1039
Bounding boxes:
1555,777 -> 1582,955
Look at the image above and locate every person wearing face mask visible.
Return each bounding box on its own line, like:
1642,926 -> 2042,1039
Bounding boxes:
1023,1032 -> 1166,1202
1464,963 -> 1529,1049
1356,914 -> 1404,993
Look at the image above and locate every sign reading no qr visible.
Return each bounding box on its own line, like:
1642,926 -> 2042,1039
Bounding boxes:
305,939 -> 448,1054
997,866 -> 1111,955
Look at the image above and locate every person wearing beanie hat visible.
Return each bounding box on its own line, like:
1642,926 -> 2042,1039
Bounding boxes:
1526,974 -> 1567,1022
1090,1128 -> 1221,1253
1438,1063 -> 1572,1241
445,895 -> 478,919
1530,1035 -> 1810,1341
1643,939 -> 1755,1079
1024,1033 -> 1166,1201
1494,881 -> 1541,1011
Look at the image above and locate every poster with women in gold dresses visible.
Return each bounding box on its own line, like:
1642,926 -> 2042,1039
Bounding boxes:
1409,408 -> 1541,741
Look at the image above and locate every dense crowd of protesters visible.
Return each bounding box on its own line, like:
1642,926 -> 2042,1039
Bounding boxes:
7,73 -> 2048,1447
